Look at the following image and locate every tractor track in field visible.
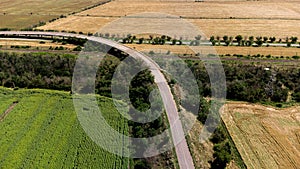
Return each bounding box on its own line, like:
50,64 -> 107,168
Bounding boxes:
0,102 -> 18,122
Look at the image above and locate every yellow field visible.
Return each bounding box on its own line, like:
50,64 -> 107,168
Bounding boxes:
39,0 -> 300,39
0,39 -> 76,50
221,102 -> 300,169
1,38 -> 299,57
0,0 -> 109,29
78,0 -> 300,19
125,44 -> 300,57
190,19 -> 300,39
38,16 -> 114,33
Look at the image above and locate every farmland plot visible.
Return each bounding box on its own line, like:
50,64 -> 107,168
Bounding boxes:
0,88 -> 129,168
39,0 -> 300,38
0,0 -> 111,29
221,102 -> 300,169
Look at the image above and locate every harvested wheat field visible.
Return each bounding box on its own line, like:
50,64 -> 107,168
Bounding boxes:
39,0 -> 300,39
221,102 -> 300,169
190,19 -> 300,39
0,0 -> 110,29
38,16 -> 115,33
0,39 -> 76,49
125,44 -> 300,57
78,0 -> 300,19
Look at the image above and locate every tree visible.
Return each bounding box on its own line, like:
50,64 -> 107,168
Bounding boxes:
197,98 -> 209,124
228,36 -> 233,46
137,38 -> 144,44
255,37 -> 263,47
178,40 -> 182,45
210,141 -> 232,169
149,51 -> 155,55
290,37 -> 298,44
166,36 -> 172,41
194,35 -> 201,46
246,36 -> 254,46
285,36 -> 289,43
171,39 -> 177,45
73,46 -> 82,51
249,36 -> 254,41
216,36 -> 221,45
235,35 -> 243,46
293,92 -> 300,102
223,35 -> 228,42
225,40 -> 230,46
134,159 -> 151,169
270,37 -> 276,43
212,40 -> 216,46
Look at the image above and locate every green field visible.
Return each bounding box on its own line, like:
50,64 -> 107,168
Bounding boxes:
0,87 -> 129,168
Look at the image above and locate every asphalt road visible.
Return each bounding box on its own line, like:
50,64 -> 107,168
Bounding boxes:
0,31 -> 195,169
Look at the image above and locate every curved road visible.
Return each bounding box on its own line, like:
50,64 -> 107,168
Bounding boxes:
0,31 -> 195,169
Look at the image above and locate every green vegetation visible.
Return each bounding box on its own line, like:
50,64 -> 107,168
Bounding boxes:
183,58 -> 300,168
210,35 -> 299,47
0,49 -> 175,168
185,60 -> 300,104
0,87 -> 129,168
209,122 -> 246,169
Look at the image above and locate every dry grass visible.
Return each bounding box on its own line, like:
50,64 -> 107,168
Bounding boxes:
214,46 -> 300,57
0,15 -> 56,29
187,118 -> 214,169
39,0 -> 300,39
39,16 -> 115,33
79,0 -> 300,19
125,44 -> 300,57
190,19 -> 300,39
0,0 -> 108,29
221,102 -> 300,169
0,39 -> 76,49
125,44 -> 195,55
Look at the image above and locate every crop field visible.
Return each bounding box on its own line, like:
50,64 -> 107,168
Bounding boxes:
0,0 -> 110,29
77,0 -> 300,19
221,102 -> 300,169
39,0 -> 300,38
125,44 -> 300,57
0,39 -> 76,50
0,87 -> 129,168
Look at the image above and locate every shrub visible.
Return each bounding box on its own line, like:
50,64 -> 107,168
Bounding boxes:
149,51 -> 155,55
292,55 -> 299,59
73,46 -> 82,51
